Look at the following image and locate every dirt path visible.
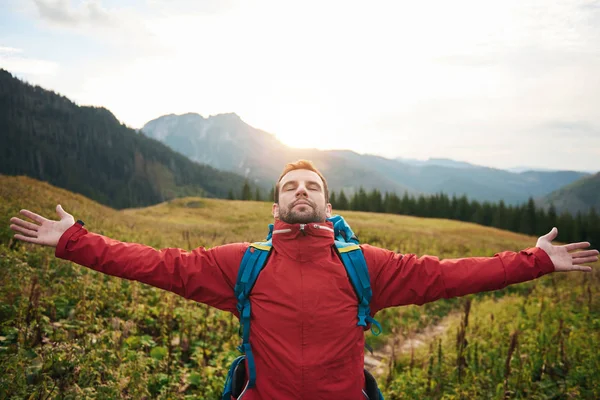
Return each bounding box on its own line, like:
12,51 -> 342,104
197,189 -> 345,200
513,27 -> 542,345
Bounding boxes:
364,313 -> 459,378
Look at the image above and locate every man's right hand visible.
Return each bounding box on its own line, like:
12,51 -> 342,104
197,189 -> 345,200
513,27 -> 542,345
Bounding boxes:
9,205 -> 75,248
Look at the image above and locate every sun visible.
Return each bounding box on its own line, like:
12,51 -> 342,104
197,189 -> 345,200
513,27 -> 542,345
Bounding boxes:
244,98 -> 344,151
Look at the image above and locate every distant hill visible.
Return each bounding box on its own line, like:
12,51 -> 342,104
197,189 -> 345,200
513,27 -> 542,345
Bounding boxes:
0,70 -> 256,209
542,172 -> 600,214
142,113 -> 588,204
329,152 -> 589,205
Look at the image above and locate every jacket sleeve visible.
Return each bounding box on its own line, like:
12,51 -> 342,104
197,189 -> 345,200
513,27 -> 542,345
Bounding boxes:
55,222 -> 247,314
362,244 -> 555,313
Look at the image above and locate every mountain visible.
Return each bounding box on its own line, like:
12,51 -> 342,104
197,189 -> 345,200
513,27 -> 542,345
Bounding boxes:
395,157 -> 478,169
142,114 -> 589,204
141,114 -> 415,196
509,166 -> 599,174
508,166 -> 560,173
0,69 -> 256,209
140,112 -> 286,186
542,172 -> 600,215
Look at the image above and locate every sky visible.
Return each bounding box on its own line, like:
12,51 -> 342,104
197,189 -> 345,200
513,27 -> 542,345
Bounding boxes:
1,0 -> 600,172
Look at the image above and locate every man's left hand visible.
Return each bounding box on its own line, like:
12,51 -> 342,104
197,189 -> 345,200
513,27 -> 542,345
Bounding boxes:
536,227 -> 599,272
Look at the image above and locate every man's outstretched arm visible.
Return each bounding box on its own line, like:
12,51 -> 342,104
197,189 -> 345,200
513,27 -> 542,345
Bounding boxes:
9,205 -> 245,314
365,228 -> 598,312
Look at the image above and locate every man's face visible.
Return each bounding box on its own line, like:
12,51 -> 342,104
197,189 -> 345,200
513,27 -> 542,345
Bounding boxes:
272,169 -> 332,224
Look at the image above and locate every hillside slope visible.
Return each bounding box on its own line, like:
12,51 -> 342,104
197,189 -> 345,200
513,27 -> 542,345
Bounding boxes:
1,175 -> 597,399
0,70 -> 255,210
543,172 -> 600,214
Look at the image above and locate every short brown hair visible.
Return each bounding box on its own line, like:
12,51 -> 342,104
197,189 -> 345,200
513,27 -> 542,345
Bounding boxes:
274,160 -> 329,203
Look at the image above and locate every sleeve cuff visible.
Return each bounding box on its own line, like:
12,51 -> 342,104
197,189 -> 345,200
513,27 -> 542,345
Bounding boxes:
528,246 -> 555,274
55,221 -> 86,259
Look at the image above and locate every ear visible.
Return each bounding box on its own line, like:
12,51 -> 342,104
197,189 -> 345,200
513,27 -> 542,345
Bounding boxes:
325,203 -> 332,218
272,203 -> 280,219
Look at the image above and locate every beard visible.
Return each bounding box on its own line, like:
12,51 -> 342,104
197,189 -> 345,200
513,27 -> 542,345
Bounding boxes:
278,200 -> 328,224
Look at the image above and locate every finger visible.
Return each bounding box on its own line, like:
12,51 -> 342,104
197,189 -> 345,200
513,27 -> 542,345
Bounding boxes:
563,242 -> 591,251
56,204 -> 70,219
13,234 -> 45,245
572,250 -> 599,259
570,265 -> 593,272
571,256 -> 599,265
9,217 -> 39,231
540,227 -> 558,242
10,224 -> 38,237
19,209 -> 49,224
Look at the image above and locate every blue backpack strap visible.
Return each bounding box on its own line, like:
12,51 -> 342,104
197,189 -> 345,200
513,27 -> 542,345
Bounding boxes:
335,241 -> 382,336
265,223 -> 274,241
328,215 -> 382,336
233,240 -> 272,390
328,215 -> 359,244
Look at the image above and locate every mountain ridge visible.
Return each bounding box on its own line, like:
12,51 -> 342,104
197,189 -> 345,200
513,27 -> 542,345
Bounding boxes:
141,113 -> 589,205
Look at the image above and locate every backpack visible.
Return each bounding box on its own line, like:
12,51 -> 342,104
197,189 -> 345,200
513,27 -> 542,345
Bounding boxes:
221,215 -> 384,400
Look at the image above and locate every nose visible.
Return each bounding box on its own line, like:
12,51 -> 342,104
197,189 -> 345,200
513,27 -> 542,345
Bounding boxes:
295,183 -> 308,198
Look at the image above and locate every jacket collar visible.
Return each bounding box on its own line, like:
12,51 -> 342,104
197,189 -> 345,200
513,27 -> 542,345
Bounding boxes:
270,220 -> 335,262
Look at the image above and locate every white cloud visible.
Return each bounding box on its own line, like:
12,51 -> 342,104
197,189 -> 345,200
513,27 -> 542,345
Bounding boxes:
27,0 -> 166,54
32,0 -> 112,26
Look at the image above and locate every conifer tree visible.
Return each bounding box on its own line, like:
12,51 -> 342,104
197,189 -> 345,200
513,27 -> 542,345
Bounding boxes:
492,200 -> 507,229
329,191 -> 337,209
337,190 -> 349,210
547,204 -> 558,229
269,187 -> 275,202
417,195 -> 428,217
506,205 -> 517,231
558,211 -> 574,242
455,195 -> 470,221
384,192 -> 401,214
351,187 -> 369,211
401,192 -> 413,215
368,189 -> 383,213
254,187 -> 262,201
587,207 -> 600,248
521,197 -> 537,235
241,180 -> 252,201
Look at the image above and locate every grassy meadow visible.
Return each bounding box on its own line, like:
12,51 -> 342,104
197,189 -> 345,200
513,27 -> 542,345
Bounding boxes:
1,175 -> 598,399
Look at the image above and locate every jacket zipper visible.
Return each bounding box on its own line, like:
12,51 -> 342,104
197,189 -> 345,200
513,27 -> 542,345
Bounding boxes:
299,224 -> 306,235
312,224 -> 334,233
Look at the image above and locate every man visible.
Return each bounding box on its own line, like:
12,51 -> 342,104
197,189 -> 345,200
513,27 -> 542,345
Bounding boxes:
9,160 -> 598,400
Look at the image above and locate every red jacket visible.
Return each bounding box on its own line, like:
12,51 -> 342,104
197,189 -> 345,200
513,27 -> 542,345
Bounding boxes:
55,220 -> 555,400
